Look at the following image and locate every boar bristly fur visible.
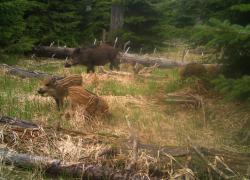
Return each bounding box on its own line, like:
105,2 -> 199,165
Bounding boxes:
65,44 -> 120,73
37,75 -> 83,110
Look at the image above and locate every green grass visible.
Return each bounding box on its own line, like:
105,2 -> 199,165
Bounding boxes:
151,68 -> 170,77
0,73 -> 61,121
165,79 -> 183,93
0,55 -> 20,65
0,59 -> 250,179
67,65 -> 87,74
34,64 -> 60,73
99,79 -> 159,96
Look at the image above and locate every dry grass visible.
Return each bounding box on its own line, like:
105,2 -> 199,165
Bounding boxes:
0,57 -> 250,178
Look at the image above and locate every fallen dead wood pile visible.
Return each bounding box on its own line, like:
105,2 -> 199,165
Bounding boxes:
0,115 -> 249,179
0,64 -> 61,79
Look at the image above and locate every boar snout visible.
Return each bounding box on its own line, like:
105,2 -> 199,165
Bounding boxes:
37,88 -> 47,95
64,62 -> 72,68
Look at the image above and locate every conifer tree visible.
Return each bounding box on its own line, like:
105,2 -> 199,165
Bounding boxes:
0,0 -> 31,54
120,0 -> 164,50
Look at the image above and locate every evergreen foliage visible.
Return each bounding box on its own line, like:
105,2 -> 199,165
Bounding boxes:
119,0 -> 164,50
0,0 -> 249,77
0,0 -> 30,54
212,75 -> 250,103
194,19 -> 250,76
79,0 -> 112,44
42,0 -> 82,46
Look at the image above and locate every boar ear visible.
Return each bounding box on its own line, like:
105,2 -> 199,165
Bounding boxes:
50,76 -> 58,84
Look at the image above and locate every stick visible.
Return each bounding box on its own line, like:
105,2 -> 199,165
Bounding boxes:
123,41 -> 130,52
191,145 -> 236,179
113,37 -> 118,48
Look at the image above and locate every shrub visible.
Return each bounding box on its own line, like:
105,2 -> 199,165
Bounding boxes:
194,19 -> 250,77
212,75 -> 250,103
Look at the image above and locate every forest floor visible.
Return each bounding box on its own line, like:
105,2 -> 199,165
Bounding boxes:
0,57 -> 249,179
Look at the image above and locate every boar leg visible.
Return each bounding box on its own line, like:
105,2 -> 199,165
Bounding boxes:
109,63 -> 114,71
55,98 -> 63,111
111,60 -> 120,71
87,65 -> 95,73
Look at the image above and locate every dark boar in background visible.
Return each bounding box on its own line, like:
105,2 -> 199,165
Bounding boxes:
65,44 -> 120,73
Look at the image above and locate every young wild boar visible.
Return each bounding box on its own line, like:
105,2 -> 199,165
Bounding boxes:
67,86 -> 109,118
37,75 -> 83,110
64,44 -> 120,73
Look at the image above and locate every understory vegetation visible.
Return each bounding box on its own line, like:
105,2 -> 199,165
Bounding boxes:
0,59 -> 250,178
0,0 -> 250,179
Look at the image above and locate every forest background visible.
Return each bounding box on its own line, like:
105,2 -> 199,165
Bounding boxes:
0,0 -> 250,101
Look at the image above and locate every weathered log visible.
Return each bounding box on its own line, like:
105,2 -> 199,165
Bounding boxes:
33,46 -> 222,70
1,115 -> 249,177
121,53 -> 188,68
0,147 -> 126,179
34,46 -> 75,59
33,46 -> 188,68
0,64 -> 61,79
0,116 -> 39,129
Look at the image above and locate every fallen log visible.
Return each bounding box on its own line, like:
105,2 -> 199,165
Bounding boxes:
0,147 -> 126,179
34,46 -> 75,59
0,64 -> 61,79
33,46 -> 188,68
0,116 -> 39,129
1,116 -> 249,177
121,53 -> 188,68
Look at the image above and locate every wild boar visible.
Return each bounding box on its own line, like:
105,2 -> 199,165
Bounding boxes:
203,64 -> 222,78
37,75 -> 83,110
179,63 -> 222,79
179,63 -> 207,79
67,86 -> 109,118
65,44 -> 120,73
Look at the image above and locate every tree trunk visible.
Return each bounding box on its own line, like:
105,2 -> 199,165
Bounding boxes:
110,4 -> 124,32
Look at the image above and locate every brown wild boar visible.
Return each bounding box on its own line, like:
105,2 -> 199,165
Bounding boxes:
203,64 -> 221,78
64,44 -> 120,73
179,63 -> 222,79
37,75 -> 83,110
179,63 -> 207,79
67,86 -> 109,118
